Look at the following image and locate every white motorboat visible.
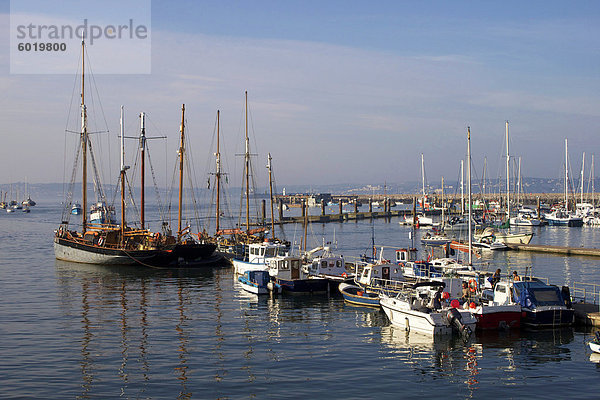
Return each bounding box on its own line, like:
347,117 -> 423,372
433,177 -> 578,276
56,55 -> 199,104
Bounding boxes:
379,281 -> 476,336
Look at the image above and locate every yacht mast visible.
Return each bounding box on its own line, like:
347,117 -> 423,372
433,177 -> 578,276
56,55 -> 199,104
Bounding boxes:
140,112 -> 146,229
421,153 -> 426,213
467,127 -> 472,265
565,138 -> 569,211
460,160 -> 464,215
505,121 -> 510,221
244,91 -> 250,232
581,152 -> 585,205
120,106 -> 129,242
215,110 -> 221,234
81,40 -> 88,232
178,104 -> 185,241
267,153 -> 275,239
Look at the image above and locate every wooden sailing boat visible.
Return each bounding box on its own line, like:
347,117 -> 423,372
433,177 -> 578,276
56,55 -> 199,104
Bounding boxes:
229,91 -> 289,273
163,104 -> 218,264
54,41 -> 176,267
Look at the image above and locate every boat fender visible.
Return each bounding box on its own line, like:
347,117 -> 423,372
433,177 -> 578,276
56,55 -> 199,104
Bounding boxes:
341,272 -> 347,278
98,237 -> 104,246
468,279 -> 477,293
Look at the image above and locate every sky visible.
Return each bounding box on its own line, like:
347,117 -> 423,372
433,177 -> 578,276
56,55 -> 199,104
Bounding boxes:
0,0 -> 599,191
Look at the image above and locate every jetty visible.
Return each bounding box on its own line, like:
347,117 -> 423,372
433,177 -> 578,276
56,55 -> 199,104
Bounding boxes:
508,243 -> 600,257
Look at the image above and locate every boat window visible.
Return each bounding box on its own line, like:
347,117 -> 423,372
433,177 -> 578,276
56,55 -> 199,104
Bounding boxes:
531,289 -> 563,306
279,260 -> 288,270
291,260 -> 300,269
336,260 -> 342,267
260,248 -> 265,256
496,286 -> 506,293
394,269 -> 398,274
321,261 -> 327,268
265,247 -> 276,257
313,261 -> 318,268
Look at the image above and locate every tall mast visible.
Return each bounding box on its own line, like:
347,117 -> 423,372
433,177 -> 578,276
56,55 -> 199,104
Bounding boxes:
120,106 -> 128,241
517,156 -> 521,208
441,176 -> 445,229
565,138 -> 569,211
178,104 -> 185,241
267,153 -> 275,238
81,40 -> 88,232
467,127 -> 472,265
592,154 -> 596,213
421,153 -> 426,213
215,110 -> 221,234
505,121 -> 510,221
581,152 -> 585,205
460,160 -> 464,215
140,112 -> 146,229
245,91 -> 250,232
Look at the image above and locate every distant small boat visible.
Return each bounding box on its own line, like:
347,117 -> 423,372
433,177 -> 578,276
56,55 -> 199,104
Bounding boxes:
238,270 -> 271,295
71,203 -> 82,215
339,282 -> 380,307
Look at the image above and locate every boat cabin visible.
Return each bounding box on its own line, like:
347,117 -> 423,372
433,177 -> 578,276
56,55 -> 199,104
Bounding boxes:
306,253 -> 348,278
245,241 -> 289,263
357,262 -> 403,287
395,248 -> 418,264
268,255 -> 307,281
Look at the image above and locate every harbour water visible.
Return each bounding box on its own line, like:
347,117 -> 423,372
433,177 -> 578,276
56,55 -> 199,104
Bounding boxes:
2,200 -> 600,399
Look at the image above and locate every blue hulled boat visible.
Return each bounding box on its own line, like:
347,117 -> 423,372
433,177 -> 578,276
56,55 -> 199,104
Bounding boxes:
512,279 -> 574,327
338,282 -> 380,307
238,270 -> 271,295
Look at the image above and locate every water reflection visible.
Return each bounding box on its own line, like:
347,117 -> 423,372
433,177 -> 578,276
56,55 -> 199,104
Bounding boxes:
54,259 -> 217,399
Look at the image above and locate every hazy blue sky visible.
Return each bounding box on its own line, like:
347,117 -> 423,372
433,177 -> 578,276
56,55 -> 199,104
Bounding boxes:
1,0 -> 599,190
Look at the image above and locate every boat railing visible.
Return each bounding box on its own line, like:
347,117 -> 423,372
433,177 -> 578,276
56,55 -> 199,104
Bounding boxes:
370,277 -> 412,294
572,282 -> 600,306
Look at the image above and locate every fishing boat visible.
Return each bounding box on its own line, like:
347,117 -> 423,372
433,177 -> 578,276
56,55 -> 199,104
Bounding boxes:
379,281 -> 476,336
589,332 -> 600,354
338,282 -> 380,307
71,203 -> 82,215
304,246 -> 353,289
268,255 -> 329,294
238,270 -> 272,295
232,240 -> 289,275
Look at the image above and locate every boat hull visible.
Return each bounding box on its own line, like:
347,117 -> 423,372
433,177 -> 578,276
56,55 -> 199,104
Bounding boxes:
238,278 -> 269,294
339,283 -> 380,307
590,341 -> 600,354
546,217 -> 584,227
380,296 -> 476,336
470,305 -> 522,330
232,259 -> 268,275
494,233 -> 533,245
521,307 -> 574,327
274,277 -> 329,294
54,237 -> 175,266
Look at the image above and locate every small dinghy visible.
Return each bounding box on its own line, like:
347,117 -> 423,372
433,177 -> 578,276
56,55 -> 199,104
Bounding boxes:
590,332 -> 600,354
339,282 -> 380,307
